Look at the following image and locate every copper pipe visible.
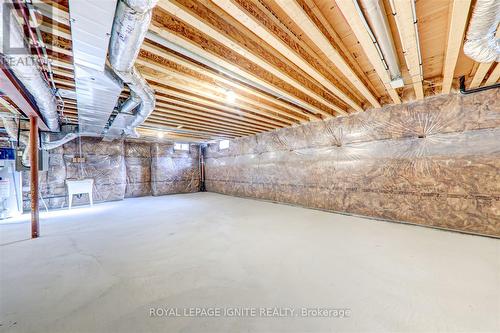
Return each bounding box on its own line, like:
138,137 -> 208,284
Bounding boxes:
30,116 -> 39,238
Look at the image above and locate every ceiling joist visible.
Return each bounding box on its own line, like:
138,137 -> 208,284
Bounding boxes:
390,0 -> 424,100
213,0 -> 356,113
152,2 -> 337,118
441,0 -> 472,93
274,0 -> 381,108
8,0 -> 486,143
335,0 -> 401,104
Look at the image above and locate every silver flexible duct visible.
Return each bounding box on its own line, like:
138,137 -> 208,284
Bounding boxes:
42,132 -> 79,150
0,1 -> 59,132
108,0 -> 157,138
463,0 -> 500,63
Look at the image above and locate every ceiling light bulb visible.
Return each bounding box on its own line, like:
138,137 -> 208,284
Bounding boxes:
157,131 -> 164,138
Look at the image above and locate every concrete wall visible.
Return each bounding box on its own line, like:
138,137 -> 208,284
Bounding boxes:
23,139 -> 200,209
204,90 -> 500,237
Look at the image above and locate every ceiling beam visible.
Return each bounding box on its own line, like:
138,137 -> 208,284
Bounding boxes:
43,15 -> 320,120
390,0 -> 424,100
144,118 -> 238,138
157,0 -> 342,117
274,0 -> 381,108
301,0 -> 379,100
136,58 -> 307,123
153,104 -> 264,132
51,68 -> 289,128
155,96 -> 276,130
44,43 -> 73,57
141,42 -> 316,119
39,22 -> 72,40
441,0 -> 472,93
148,114 -> 252,136
44,27 -> 316,120
484,63 -> 500,86
469,62 -> 494,88
65,106 -> 238,139
154,107 -> 262,134
32,1 -> 70,26
150,84 -> 290,127
213,0 -> 357,113
137,127 -> 215,141
143,75 -> 295,127
51,59 -> 74,71
151,3 -> 336,118
335,0 -> 401,104
155,101 -> 272,131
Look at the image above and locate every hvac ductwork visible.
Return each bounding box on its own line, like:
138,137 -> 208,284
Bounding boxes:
1,114 -> 94,166
69,0 -> 124,134
105,0 -> 157,139
0,1 -> 59,132
463,0 -> 500,63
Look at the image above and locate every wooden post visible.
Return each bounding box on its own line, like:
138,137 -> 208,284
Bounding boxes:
29,116 -> 39,238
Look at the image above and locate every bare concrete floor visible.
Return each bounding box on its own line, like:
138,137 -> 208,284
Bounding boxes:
1,193 -> 499,333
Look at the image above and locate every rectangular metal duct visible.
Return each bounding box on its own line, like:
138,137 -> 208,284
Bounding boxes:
70,0 -> 116,71
69,0 -> 123,134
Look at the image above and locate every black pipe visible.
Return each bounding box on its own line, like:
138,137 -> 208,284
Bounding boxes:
199,145 -> 206,192
459,76 -> 500,94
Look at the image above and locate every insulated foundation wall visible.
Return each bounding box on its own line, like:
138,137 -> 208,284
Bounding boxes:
205,90 -> 500,237
22,139 -> 199,209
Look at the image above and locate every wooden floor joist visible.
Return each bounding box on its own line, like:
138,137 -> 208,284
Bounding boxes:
144,72 -> 300,125
136,58 -> 309,122
64,106 -> 242,138
150,85 -> 292,127
144,118 -> 238,138
15,0 -> 486,142
153,107 -> 263,134
441,0 -> 472,93
390,0 -> 424,100
470,62 -> 494,89
148,81 -> 293,127
149,21 -> 335,118
141,42 -> 317,119
158,0 -> 348,117
62,96 -> 269,133
301,0 -> 380,101
148,114 -> 253,136
484,64 -> 500,86
335,0 -> 401,104
155,102 -> 273,131
52,67 -> 291,129
155,97 -> 276,130
213,0 -> 356,113
274,0 -> 381,108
